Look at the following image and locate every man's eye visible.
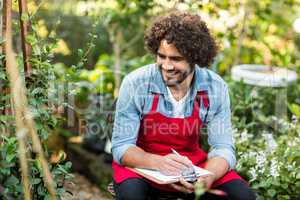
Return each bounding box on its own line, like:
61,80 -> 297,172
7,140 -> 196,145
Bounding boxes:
158,54 -> 165,59
171,57 -> 183,62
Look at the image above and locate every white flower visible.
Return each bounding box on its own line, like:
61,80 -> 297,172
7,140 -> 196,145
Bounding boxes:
250,89 -> 258,98
223,39 -> 231,49
256,151 -> 267,174
249,167 -> 257,182
287,164 -> 293,171
289,122 -> 296,129
287,140 -> 297,147
269,158 -> 280,178
277,118 -> 290,131
263,133 -> 277,152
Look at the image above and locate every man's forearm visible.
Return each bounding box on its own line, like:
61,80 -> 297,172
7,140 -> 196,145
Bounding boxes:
121,146 -> 161,170
121,147 -> 229,180
204,157 -> 229,181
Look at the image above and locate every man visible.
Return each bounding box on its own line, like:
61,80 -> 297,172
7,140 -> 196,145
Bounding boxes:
111,12 -> 256,200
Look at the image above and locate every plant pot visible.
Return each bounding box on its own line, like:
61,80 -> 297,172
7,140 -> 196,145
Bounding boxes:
231,64 -> 298,87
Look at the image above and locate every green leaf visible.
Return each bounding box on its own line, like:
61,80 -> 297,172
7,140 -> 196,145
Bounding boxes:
65,161 -> 72,169
21,13 -> 29,21
56,187 -> 65,196
78,49 -> 84,57
37,184 -> 46,195
288,103 -> 300,117
278,195 -> 290,200
26,34 -> 38,45
31,178 -> 41,185
282,183 -> 289,189
57,165 -> 68,174
4,175 -> 19,186
267,189 -> 276,197
6,153 -> 15,163
31,87 -> 44,95
44,194 -> 52,200
272,179 -> 280,186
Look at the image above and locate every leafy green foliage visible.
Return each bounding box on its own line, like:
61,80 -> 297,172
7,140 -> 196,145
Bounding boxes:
0,9 -> 72,200
0,135 -> 73,199
235,121 -> 300,200
229,78 -> 300,199
228,77 -> 300,135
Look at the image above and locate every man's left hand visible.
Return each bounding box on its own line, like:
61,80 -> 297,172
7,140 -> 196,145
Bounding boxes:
196,174 -> 216,191
169,177 -> 195,194
169,174 -> 217,194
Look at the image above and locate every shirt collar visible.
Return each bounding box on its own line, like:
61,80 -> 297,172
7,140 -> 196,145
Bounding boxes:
149,64 -> 209,97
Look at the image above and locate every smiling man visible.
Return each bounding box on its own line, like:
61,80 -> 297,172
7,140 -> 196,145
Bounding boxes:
111,12 -> 256,200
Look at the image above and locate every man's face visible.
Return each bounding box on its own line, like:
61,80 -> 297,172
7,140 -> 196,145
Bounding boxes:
156,40 -> 193,87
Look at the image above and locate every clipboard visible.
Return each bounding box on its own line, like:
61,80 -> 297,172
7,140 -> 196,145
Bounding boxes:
127,165 -> 213,185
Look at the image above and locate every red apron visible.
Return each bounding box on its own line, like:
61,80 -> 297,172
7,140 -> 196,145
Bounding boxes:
112,91 -> 242,191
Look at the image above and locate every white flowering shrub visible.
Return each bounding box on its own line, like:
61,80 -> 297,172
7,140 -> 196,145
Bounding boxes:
234,117 -> 300,200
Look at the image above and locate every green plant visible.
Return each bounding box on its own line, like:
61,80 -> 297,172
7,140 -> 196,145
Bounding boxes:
0,135 -> 73,200
234,118 -> 300,199
227,77 -> 300,136
228,75 -> 300,199
0,7 -> 73,199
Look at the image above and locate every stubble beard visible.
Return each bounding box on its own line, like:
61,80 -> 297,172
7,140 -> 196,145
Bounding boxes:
158,64 -> 194,88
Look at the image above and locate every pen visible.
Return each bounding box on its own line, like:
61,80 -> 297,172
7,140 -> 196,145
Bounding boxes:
171,148 -> 181,156
171,148 -> 196,181
171,148 -> 193,169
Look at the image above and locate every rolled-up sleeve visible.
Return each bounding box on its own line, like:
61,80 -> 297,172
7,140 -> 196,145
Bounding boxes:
111,76 -> 141,165
207,83 -> 236,170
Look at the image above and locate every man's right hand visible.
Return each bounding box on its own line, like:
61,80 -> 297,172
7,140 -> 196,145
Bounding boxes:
156,154 -> 193,175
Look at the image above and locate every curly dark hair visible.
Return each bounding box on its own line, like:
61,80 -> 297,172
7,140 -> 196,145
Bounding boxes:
144,12 -> 218,67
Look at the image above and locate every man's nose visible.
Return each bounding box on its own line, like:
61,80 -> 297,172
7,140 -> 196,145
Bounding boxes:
162,64 -> 174,70
161,61 -> 175,70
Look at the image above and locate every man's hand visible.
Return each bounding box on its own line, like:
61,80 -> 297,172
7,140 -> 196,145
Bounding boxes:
170,174 -> 227,196
195,175 -> 227,196
169,174 -> 227,196
157,154 -> 193,175
170,177 -> 195,193
169,174 -> 215,194
196,174 -> 216,191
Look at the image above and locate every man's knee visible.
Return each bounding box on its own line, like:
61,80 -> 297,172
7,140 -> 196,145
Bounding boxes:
114,178 -> 149,200
230,190 -> 257,200
219,179 -> 257,200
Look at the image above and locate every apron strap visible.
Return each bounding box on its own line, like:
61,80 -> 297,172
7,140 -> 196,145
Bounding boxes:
150,93 -> 159,112
193,90 -> 209,118
199,91 -> 209,109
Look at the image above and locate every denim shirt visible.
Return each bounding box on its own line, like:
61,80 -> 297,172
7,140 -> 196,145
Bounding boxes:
111,63 -> 236,170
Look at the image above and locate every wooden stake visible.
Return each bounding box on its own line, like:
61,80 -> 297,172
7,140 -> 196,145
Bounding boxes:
0,0 -> 3,53
2,0 -> 9,65
18,0 -> 32,76
1,0 -> 8,115
0,0 -> 2,116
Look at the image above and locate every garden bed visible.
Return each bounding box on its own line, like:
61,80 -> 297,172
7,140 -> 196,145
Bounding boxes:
65,142 -> 113,194
62,173 -> 112,200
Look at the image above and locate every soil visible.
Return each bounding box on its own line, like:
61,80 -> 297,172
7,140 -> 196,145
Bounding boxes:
62,173 -> 113,200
